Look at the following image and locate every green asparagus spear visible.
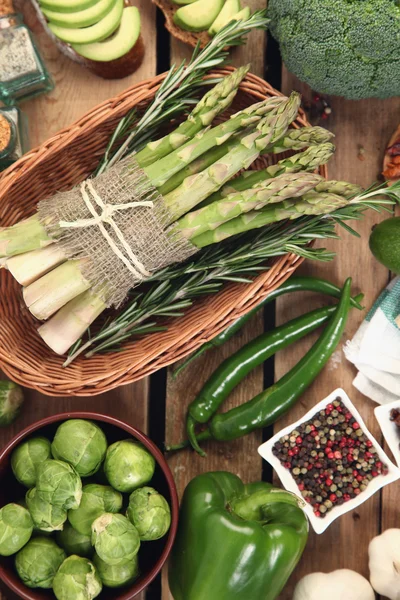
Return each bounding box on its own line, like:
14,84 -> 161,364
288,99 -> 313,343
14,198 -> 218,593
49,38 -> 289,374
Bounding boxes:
192,191 -> 350,247
136,66 -> 250,168
204,143 -> 335,204
267,126 -> 335,154
144,96 -> 286,188
0,216 -> 52,258
175,172 -> 323,239
314,180 -> 363,198
158,131 -> 251,196
163,93 -> 302,219
0,98 -> 291,259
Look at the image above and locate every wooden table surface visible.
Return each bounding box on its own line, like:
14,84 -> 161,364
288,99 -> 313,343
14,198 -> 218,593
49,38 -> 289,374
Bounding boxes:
1,2 -> 400,599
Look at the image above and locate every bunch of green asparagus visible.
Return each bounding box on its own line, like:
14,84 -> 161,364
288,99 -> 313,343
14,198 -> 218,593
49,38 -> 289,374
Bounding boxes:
0,67 -> 369,357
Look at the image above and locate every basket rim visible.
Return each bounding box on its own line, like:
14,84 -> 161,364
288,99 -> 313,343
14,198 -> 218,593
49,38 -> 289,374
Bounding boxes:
0,69 -> 327,396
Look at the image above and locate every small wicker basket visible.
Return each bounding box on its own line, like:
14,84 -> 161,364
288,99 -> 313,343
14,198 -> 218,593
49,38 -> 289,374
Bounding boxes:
0,69 -> 327,396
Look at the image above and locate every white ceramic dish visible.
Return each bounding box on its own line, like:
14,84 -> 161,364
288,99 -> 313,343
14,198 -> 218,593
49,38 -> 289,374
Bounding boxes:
375,400 -> 400,468
258,388 -> 400,534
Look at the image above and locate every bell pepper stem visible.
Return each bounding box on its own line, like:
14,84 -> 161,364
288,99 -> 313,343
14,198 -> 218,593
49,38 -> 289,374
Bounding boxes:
231,488 -> 306,522
165,428 -> 212,453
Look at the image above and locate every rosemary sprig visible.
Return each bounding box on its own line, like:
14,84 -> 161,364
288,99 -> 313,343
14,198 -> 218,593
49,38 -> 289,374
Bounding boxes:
95,10 -> 269,175
63,181 -> 399,365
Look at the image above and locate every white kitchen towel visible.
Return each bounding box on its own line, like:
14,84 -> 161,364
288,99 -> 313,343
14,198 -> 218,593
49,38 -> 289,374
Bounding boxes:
344,277 -> 400,404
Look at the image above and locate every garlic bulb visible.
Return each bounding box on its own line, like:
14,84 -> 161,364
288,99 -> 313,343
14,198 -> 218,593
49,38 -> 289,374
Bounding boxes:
293,569 -> 375,600
369,528 -> 400,600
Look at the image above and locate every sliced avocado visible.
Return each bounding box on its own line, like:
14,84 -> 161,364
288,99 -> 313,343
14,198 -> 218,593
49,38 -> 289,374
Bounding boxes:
72,6 -> 140,61
232,6 -> 251,21
171,0 -> 199,4
48,0 -> 122,44
174,0 -> 225,32
39,0 -> 98,13
42,0 -> 115,28
209,0 -> 241,35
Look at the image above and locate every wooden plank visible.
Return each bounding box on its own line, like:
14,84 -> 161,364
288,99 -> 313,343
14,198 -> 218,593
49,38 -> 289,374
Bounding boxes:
275,71 -> 400,598
0,2 -> 157,599
163,3 -> 266,598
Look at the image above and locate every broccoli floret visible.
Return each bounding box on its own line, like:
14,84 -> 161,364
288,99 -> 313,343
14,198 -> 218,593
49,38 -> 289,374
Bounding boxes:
268,0 -> 400,100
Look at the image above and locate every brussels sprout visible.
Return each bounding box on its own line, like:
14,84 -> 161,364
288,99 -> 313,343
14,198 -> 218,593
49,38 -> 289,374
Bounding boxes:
11,436 -> 51,488
52,420 -> 107,477
91,513 -> 140,566
0,503 -> 33,556
57,522 -> 93,558
68,484 -> 123,536
93,553 -> 139,588
126,487 -> 171,541
15,537 -> 66,588
36,460 -> 82,510
25,487 -> 67,532
104,440 -> 155,493
53,555 -> 102,600
0,380 -> 24,426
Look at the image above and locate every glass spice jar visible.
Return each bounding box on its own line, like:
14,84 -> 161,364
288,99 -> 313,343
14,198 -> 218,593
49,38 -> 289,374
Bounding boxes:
0,106 -> 29,171
0,12 -> 54,105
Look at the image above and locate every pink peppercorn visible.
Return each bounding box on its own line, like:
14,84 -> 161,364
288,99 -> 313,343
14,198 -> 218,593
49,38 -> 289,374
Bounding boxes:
353,422 -> 360,430
296,436 -> 302,444
329,494 -> 337,502
354,488 -> 361,495
325,478 -> 333,486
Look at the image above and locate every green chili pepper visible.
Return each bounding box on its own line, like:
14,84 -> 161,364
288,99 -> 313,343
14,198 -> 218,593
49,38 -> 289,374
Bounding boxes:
167,284 -> 359,455
173,276 -> 364,378
204,278 -> 352,448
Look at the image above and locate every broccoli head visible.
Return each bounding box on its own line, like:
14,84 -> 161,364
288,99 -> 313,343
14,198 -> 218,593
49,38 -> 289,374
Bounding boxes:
267,0 -> 400,100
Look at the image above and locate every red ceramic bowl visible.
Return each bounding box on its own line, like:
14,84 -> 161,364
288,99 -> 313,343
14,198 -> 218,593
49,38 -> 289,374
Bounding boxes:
0,412 -> 179,600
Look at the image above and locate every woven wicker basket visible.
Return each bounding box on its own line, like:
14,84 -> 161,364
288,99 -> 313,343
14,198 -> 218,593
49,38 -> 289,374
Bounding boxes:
0,69 -> 327,396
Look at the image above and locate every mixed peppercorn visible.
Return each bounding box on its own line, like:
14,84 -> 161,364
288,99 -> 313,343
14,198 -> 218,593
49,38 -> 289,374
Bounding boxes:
389,408 -> 400,449
272,398 -> 388,518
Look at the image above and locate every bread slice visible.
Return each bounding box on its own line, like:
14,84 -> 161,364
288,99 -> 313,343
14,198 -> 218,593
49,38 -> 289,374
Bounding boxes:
152,0 -> 211,48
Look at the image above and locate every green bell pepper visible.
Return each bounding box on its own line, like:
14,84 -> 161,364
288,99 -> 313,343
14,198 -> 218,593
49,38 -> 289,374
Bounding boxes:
169,471 -> 309,600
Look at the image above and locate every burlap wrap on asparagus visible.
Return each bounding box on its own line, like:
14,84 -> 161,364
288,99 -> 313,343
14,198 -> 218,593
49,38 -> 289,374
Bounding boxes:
37,156 -> 197,307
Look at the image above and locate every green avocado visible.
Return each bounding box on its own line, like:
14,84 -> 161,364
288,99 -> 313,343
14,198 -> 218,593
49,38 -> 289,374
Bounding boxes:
209,0 -> 241,35
48,0 -> 123,44
369,217 -> 400,273
72,6 -> 141,61
39,0 -> 98,13
171,0 -> 199,4
232,6 -> 251,21
174,0 -> 225,32
42,0 -> 115,28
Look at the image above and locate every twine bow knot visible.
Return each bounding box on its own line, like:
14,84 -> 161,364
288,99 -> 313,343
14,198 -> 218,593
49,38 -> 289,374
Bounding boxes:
59,180 -> 154,279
